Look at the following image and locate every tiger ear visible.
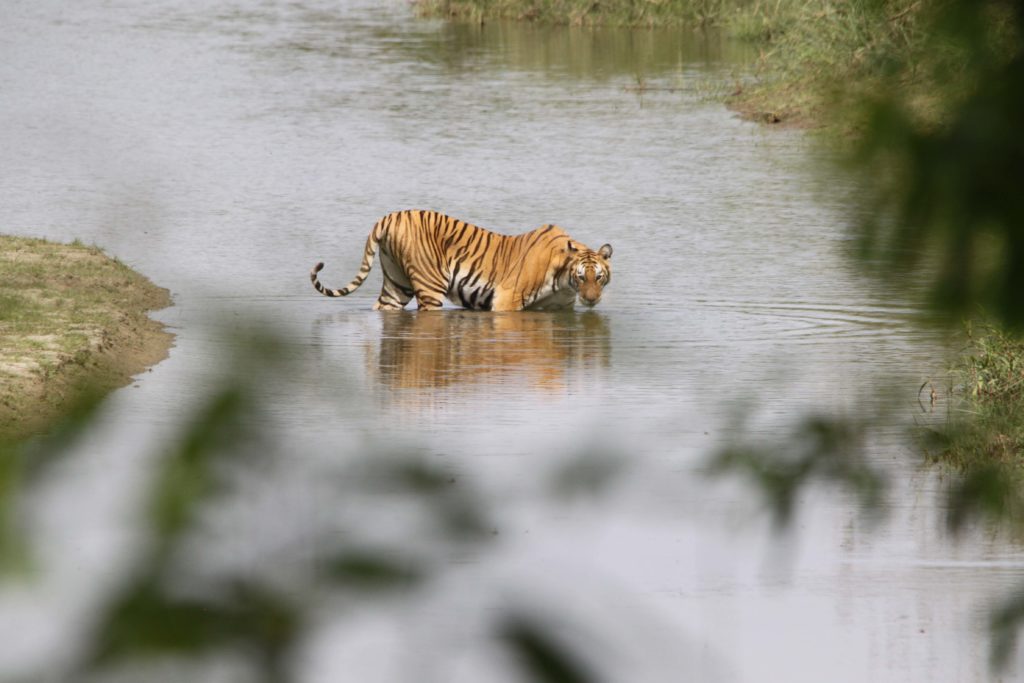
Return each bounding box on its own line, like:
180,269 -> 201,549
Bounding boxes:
566,240 -> 579,252
599,244 -> 613,259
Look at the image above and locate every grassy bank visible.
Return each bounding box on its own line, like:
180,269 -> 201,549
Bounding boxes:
416,0 -> 733,27
0,236 -> 173,444
940,326 -> 1024,471
415,0 -> 932,128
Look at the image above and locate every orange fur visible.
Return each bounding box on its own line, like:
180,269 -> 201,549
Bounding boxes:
311,210 -> 612,311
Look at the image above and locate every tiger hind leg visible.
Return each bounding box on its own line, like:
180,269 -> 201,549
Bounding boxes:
374,251 -> 414,310
374,277 -> 414,310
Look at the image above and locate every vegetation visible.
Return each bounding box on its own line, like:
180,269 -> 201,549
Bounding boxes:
843,0 -> 1024,539
941,324 -> 1024,472
416,0 -> 937,126
722,0 -> 1024,666
918,324 -> 1024,545
724,0 -> 933,127
0,235 -> 172,443
416,0 -> 738,28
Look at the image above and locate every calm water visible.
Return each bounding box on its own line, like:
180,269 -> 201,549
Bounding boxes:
2,1 -> 1022,681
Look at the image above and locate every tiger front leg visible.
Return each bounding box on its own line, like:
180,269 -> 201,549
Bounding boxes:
408,274 -> 447,311
489,290 -> 526,312
414,290 -> 446,311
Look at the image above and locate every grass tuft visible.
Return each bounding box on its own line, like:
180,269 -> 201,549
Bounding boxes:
940,323 -> 1024,472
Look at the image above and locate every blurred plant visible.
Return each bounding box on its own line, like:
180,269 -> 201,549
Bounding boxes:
708,414 -> 886,529
850,0 -> 1024,325
960,322 -> 1024,402
917,323 -> 1024,540
0,326 -> 615,683
726,0 -> 1024,667
852,0 -> 1024,663
499,613 -> 596,683
0,384 -> 108,575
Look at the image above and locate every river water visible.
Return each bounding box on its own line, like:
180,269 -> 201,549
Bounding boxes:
2,1 -> 1022,681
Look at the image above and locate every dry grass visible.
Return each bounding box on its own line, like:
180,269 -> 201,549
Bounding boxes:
0,235 -> 173,443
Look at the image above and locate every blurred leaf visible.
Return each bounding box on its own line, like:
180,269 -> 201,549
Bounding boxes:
708,415 -> 886,528
549,453 -> 625,500
357,456 -> 494,541
324,550 -> 423,591
87,575 -> 299,681
851,0 -> 1024,329
438,497 -> 494,541
373,458 -> 457,495
20,381 -> 109,479
0,383 -> 108,577
499,614 -> 595,683
945,463 -> 1024,532
991,585 -> 1024,671
149,387 -> 248,545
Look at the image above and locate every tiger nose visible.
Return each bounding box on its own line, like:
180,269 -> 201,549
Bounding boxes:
578,287 -> 601,306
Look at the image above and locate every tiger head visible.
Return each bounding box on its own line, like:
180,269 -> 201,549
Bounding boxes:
566,241 -> 613,307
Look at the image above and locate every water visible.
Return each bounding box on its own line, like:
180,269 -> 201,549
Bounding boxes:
2,1 -> 1022,681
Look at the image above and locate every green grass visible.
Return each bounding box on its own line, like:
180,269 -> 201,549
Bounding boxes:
414,0 -> 953,128
0,235 -> 173,444
724,0 -> 930,127
940,324 -> 1024,471
923,323 -> 1024,535
415,0 -> 736,27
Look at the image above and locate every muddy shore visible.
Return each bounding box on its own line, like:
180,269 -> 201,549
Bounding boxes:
0,236 -> 173,443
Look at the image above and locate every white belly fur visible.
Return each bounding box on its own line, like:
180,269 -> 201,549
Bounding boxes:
525,287 -> 576,311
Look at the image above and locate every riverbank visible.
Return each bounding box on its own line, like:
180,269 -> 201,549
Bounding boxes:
0,236 -> 173,444
939,326 -> 1024,472
415,0 -> 930,129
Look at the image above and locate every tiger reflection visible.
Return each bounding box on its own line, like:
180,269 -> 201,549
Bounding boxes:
371,310 -> 611,392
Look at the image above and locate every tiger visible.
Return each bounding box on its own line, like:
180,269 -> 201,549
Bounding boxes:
310,210 -> 613,311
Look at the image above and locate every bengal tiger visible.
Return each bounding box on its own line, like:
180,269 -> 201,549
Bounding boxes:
310,210 -> 613,311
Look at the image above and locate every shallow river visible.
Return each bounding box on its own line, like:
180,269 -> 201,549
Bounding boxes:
2,1 -> 1022,681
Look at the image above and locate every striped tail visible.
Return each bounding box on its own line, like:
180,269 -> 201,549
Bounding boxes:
310,222 -> 383,298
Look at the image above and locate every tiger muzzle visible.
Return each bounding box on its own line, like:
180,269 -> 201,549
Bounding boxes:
577,282 -> 602,307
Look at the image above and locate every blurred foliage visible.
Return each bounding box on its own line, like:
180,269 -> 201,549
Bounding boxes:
935,323 -> 1024,474
0,384 -> 107,575
499,614 -> 595,683
727,0 -> 1024,667
708,414 -> 886,529
944,463 -> 1024,533
850,0 -> 1024,325
992,587 -> 1024,670
61,341 -> 295,681
2,328 -> 603,683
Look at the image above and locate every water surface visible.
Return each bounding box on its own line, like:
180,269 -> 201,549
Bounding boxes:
1,1 -> 1020,681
